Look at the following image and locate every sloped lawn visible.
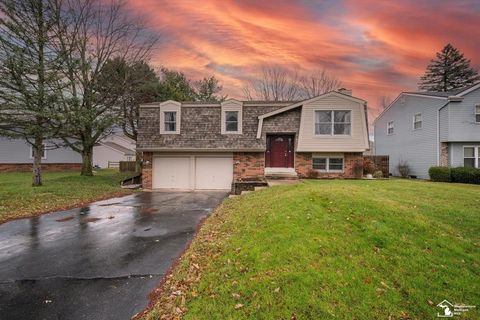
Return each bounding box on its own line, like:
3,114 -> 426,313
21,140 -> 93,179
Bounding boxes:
0,170 -> 133,223
144,179 -> 479,320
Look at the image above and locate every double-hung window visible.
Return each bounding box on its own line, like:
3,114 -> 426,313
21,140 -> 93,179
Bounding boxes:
313,157 -> 344,172
464,146 -> 479,168
225,111 -> 239,132
387,121 -> 394,135
315,110 -> 351,135
413,113 -> 422,130
476,105 -> 480,123
164,111 -> 177,132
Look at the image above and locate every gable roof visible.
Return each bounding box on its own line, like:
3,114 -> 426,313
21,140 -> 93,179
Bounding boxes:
101,141 -> 135,156
258,91 -> 366,120
374,82 -> 480,125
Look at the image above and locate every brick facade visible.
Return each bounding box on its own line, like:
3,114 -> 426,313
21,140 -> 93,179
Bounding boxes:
233,152 -> 264,180
295,152 -> 363,179
0,163 -> 82,172
142,152 -> 153,189
440,142 -> 449,166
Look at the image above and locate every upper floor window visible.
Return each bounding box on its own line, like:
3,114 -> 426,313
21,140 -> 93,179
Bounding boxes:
221,99 -> 243,134
464,146 -> 479,168
159,100 -> 181,134
387,121 -> 394,135
164,111 -> 177,132
30,143 -> 47,160
476,105 -> 480,123
225,111 -> 239,132
413,113 -> 422,130
315,110 -> 351,135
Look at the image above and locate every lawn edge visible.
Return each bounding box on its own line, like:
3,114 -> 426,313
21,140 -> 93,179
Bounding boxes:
0,190 -> 134,225
133,199 -> 229,320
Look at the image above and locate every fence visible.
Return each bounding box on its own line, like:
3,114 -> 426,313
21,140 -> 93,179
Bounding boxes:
363,155 -> 389,177
119,161 -> 136,172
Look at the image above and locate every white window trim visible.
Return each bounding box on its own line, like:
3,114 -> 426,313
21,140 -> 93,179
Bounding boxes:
475,105 -> 480,123
160,101 -> 181,134
413,113 -> 422,130
30,143 -> 47,160
463,146 -> 479,168
387,121 -> 394,135
221,99 -> 243,134
313,110 -> 352,137
312,156 -> 344,172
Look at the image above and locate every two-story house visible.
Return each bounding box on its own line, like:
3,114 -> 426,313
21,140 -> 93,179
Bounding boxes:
374,82 -> 480,179
137,90 -> 370,191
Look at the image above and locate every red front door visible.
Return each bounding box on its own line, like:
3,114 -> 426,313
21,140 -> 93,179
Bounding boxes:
266,135 -> 294,168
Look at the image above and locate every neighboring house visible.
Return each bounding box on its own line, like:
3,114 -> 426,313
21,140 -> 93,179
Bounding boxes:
0,137 -> 81,171
93,132 -> 136,168
0,131 -> 136,171
137,89 -> 370,191
374,82 -> 480,179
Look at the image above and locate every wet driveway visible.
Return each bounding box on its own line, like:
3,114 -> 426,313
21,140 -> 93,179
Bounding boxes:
0,191 -> 227,320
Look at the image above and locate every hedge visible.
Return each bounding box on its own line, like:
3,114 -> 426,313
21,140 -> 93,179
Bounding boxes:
451,167 -> 480,184
429,166 -> 480,184
429,166 -> 451,182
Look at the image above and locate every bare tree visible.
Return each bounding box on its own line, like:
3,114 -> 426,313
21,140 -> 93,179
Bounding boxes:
299,70 -> 342,98
243,66 -> 341,101
51,0 -> 158,176
243,67 -> 300,101
0,0 -> 62,186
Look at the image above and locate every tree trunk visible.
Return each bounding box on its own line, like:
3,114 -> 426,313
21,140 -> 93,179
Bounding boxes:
135,150 -> 142,173
32,136 -> 43,186
81,146 -> 94,176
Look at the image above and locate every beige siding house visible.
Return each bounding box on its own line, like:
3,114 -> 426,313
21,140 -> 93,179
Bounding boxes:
137,90 -> 370,192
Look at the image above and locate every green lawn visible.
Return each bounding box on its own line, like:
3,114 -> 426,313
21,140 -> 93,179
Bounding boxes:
144,179 -> 480,320
0,170 -> 133,224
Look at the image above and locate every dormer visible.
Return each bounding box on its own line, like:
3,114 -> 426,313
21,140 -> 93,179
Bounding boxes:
159,100 -> 181,134
221,99 -> 243,134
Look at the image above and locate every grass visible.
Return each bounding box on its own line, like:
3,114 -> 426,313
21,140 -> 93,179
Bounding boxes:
143,179 -> 480,320
0,169 -> 134,224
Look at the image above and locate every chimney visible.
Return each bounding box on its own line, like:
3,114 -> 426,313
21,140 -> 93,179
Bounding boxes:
338,88 -> 352,96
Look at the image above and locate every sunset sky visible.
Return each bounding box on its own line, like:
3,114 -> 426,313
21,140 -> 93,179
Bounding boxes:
126,0 -> 480,120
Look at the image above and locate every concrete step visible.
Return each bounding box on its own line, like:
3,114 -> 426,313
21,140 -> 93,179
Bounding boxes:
241,191 -> 253,195
254,186 -> 268,191
264,174 -> 299,180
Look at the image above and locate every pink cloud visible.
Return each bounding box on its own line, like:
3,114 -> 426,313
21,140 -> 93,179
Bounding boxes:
127,0 -> 480,122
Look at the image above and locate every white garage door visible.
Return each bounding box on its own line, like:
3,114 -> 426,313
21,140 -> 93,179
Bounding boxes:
152,155 -> 233,190
195,156 -> 233,190
153,157 -> 190,189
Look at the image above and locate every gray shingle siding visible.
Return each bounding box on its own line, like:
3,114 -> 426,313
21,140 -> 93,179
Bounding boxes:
137,105 -> 302,151
374,95 -> 446,179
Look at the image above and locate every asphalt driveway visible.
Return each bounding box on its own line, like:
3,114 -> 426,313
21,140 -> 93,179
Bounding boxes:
0,191 -> 227,320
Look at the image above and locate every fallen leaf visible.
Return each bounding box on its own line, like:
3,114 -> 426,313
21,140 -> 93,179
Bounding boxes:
234,303 -> 244,310
232,293 -> 241,299
274,287 -> 280,293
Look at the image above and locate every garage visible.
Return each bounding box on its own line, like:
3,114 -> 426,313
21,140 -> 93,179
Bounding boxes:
152,154 -> 233,190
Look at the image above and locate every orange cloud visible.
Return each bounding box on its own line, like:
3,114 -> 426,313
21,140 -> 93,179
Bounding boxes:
127,0 -> 480,122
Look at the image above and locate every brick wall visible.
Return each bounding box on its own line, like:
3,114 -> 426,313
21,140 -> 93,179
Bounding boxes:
142,152 -> 152,189
0,163 -> 82,172
440,142 -> 449,166
233,152 -> 265,180
295,152 -> 363,179
295,152 -> 312,178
